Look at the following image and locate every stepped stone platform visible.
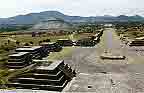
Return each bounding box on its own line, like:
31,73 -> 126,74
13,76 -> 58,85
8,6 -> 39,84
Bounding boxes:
93,31 -> 103,44
74,30 -> 103,47
7,46 -> 49,69
57,39 -> 73,46
129,40 -> 144,46
8,60 -> 76,92
75,31 -> 103,47
40,42 -> 62,52
15,46 -> 45,59
7,52 -> 31,69
75,37 -> 96,47
100,52 -> 126,60
94,36 -> 101,44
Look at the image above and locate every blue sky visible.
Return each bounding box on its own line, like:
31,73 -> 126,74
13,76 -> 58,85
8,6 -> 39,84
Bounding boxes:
0,0 -> 144,18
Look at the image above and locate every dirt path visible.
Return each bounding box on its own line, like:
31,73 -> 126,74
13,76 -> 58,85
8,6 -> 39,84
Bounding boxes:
64,28 -> 144,93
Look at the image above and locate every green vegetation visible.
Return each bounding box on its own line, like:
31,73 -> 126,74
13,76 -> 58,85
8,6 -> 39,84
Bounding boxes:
12,35 -> 71,45
76,24 -> 103,33
115,22 -> 144,39
0,40 -> 17,86
0,33 -> 74,85
0,63 -> 37,88
0,26 -> 32,32
73,33 -> 95,40
0,24 -> 101,87
48,47 -> 74,60
0,41 -> 16,68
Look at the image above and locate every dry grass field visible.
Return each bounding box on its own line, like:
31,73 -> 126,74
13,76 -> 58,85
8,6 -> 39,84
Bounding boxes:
47,47 -> 74,60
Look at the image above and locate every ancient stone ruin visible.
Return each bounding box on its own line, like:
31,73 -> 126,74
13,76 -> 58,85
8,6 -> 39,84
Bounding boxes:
7,46 -> 49,69
15,46 -> 44,59
40,42 -> 62,52
7,52 -> 31,69
75,30 -> 103,47
129,40 -> 144,46
8,60 -> 76,91
100,51 -> 126,60
56,39 -> 73,46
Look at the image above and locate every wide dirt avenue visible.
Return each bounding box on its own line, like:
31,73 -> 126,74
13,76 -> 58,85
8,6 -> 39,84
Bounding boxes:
64,28 -> 144,93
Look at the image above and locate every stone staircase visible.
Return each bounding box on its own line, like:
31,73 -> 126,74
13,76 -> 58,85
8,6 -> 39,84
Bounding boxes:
7,52 -> 31,69
8,60 -> 76,91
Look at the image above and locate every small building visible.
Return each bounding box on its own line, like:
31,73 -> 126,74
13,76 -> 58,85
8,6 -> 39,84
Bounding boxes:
7,52 -> 31,69
75,38 -> 95,47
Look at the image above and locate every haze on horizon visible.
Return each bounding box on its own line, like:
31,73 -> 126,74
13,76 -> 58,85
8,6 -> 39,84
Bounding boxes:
0,0 -> 144,18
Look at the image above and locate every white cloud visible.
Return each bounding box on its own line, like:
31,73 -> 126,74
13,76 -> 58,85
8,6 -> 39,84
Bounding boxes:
0,0 -> 144,18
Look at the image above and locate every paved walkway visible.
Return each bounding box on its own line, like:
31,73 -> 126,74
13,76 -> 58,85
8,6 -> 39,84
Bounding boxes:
64,28 -> 144,93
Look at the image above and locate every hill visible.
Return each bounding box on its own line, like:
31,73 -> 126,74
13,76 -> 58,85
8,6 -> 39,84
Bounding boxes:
32,17 -> 72,30
0,11 -> 144,25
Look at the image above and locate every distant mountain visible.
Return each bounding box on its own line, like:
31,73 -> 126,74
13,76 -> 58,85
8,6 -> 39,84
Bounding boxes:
128,15 -> 144,22
32,17 -> 72,30
0,11 -> 144,25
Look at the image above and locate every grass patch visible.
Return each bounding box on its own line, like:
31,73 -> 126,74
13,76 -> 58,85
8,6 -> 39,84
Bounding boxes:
73,33 -> 96,40
0,69 -> 12,88
10,35 -> 71,45
48,47 -> 74,60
